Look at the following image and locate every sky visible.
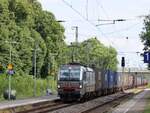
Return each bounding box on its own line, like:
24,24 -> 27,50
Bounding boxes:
38,0 -> 150,69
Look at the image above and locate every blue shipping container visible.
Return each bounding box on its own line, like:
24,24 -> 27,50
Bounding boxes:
101,70 -> 108,90
108,70 -> 115,89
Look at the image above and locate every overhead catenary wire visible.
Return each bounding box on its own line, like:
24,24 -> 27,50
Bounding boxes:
61,0 -> 116,47
102,22 -> 141,35
61,0 -> 105,33
90,0 -> 124,46
118,51 -> 143,54
60,0 -> 147,69
95,0 -> 109,19
61,0 -> 95,26
56,16 -> 145,22
61,0 -> 147,48
94,0 -> 127,41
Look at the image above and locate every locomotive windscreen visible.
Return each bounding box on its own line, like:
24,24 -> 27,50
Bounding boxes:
59,65 -> 80,81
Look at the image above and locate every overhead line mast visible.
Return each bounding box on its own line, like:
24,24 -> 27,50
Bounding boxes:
86,0 -> 88,20
72,26 -> 78,62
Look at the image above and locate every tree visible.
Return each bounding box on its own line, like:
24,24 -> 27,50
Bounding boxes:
0,0 -> 117,77
0,0 -> 67,77
140,15 -> 150,69
67,37 -> 118,71
140,15 -> 150,51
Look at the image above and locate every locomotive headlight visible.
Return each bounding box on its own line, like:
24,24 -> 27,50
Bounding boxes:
57,85 -> 60,88
79,85 -> 82,88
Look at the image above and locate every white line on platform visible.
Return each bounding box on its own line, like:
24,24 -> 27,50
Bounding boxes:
112,89 -> 148,113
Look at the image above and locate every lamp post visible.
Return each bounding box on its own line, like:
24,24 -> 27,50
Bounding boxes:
26,37 -> 40,97
46,53 -> 58,95
32,42 -> 40,97
33,43 -> 37,97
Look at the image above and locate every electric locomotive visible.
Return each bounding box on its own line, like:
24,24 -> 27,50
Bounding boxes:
57,63 -> 95,101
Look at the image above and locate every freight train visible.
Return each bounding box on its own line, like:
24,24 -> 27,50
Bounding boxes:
57,63 -> 148,101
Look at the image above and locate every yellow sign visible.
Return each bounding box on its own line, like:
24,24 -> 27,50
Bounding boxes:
7,64 -> 13,70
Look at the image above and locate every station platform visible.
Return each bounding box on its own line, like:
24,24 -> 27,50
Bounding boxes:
0,95 -> 58,110
112,88 -> 150,113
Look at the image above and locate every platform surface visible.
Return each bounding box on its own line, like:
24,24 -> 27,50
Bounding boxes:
112,88 -> 150,113
0,95 -> 58,110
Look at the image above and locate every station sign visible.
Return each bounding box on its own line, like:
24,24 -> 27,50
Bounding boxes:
144,52 -> 150,63
7,70 -> 14,75
7,64 -> 13,70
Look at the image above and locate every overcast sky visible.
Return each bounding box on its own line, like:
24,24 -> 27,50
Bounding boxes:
38,0 -> 150,69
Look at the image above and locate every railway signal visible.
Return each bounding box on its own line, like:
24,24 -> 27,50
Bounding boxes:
121,57 -> 125,91
121,57 -> 125,67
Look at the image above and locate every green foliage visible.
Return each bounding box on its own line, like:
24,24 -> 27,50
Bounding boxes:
140,15 -> 150,69
0,0 -> 66,77
0,74 -> 56,99
68,38 -> 118,71
0,0 -> 118,100
140,15 -> 150,51
0,0 -> 118,79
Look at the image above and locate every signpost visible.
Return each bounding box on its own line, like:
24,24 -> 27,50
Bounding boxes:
7,64 -> 14,100
5,40 -> 17,100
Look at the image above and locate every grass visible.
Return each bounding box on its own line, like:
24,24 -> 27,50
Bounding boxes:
143,97 -> 150,113
0,73 -> 57,101
147,83 -> 150,88
143,83 -> 150,113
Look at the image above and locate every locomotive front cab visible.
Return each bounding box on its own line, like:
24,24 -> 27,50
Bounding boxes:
57,64 -> 84,101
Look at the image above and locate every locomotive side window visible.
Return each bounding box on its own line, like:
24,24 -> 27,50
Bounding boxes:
86,71 -> 92,83
83,71 -> 86,80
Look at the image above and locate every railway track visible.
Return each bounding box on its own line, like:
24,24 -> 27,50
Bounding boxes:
49,92 -> 138,113
85,90 -> 144,113
11,93 -> 130,113
15,100 -> 76,113
81,93 -> 133,113
4,89 -> 143,113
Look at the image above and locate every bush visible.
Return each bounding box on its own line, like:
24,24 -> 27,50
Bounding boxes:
0,73 -> 57,100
